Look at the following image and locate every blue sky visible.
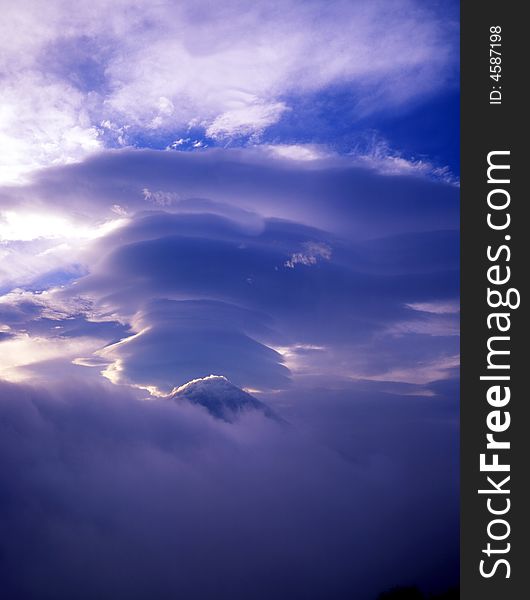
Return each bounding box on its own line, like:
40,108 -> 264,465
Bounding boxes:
0,1 -> 459,598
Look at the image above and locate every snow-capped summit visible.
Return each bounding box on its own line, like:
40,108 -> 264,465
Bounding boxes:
170,375 -> 279,423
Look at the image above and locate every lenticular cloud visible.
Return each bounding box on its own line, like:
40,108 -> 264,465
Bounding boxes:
0,1 -> 459,597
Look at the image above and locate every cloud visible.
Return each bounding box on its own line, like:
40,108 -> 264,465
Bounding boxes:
0,289 -> 129,382
0,4 -> 459,596
1,147 -> 459,238
0,148 -> 458,391
0,71 -> 101,184
62,208 -> 456,388
406,300 -> 460,315
346,135 -> 460,184
264,144 -> 333,162
205,99 -> 288,140
0,1 -> 458,182
96,299 -> 290,394
284,241 -> 332,268
0,207 -> 125,292
0,377 -> 458,599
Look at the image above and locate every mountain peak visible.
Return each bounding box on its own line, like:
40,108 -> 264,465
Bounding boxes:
170,375 -> 278,423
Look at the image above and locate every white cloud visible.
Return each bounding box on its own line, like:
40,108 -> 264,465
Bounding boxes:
0,333 -> 98,382
406,300 -> 460,315
102,0 -> 456,136
142,188 -> 180,207
264,144 -> 332,162
348,135 -> 459,184
0,0 -> 457,183
0,73 -> 101,184
354,354 -> 460,386
285,242 -> 332,268
206,99 -> 288,140
0,209 -> 126,290
260,141 -> 458,182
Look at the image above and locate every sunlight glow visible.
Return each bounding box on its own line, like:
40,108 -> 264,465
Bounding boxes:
0,334 -> 98,382
0,211 -> 127,242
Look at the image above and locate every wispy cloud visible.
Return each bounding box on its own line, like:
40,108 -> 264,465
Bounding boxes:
0,0 -> 458,183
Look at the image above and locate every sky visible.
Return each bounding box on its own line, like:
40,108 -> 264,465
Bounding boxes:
0,1 -> 460,599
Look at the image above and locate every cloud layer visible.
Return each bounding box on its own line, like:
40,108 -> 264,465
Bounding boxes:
0,148 -> 458,394
0,0 -> 458,182
0,377 -> 458,600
